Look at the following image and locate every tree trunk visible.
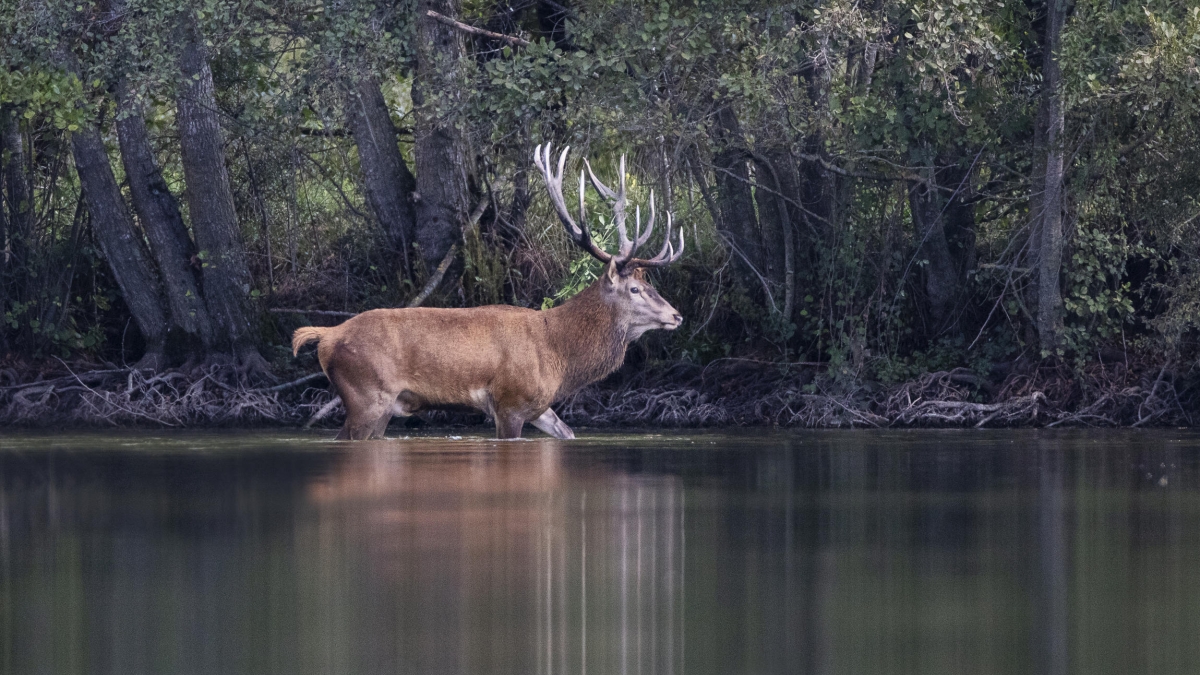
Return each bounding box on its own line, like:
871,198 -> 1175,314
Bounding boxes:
910,176 -> 962,332
796,27 -> 838,243
1035,0 -> 1070,353
711,106 -> 766,284
506,160 -> 530,243
2,110 -> 31,276
0,110 -> 8,349
413,0 -> 470,280
71,123 -> 168,369
753,150 -> 797,319
345,74 -> 418,275
116,81 -> 216,355
177,25 -> 264,368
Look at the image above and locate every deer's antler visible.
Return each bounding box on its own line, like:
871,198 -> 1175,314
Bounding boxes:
534,144 -> 612,265
535,144 -> 685,273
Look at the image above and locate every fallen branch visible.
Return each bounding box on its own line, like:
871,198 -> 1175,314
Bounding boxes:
407,243 -> 459,308
263,372 -> 327,393
305,396 -> 343,429
0,368 -> 127,392
426,10 -> 530,47
270,308 -> 356,318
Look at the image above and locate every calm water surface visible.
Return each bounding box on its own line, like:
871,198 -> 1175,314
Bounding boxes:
0,429 -> 1198,674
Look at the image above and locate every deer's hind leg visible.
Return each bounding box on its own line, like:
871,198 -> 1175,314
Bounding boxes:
335,382 -> 396,440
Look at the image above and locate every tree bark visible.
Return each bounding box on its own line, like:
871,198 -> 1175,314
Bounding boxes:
413,0 -> 471,279
116,81 -> 216,354
345,73 -> 418,275
0,110 -> 9,347
0,113 -> 7,255
1035,0 -> 1070,353
796,28 -> 838,243
506,160 -> 530,242
711,105 -> 766,282
177,25 -> 263,366
753,150 -> 797,319
910,176 -> 961,331
2,110 -> 31,276
71,123 -> 168,369
906,152 -> 978,334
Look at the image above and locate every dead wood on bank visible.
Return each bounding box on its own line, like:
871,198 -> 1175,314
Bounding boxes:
0,356 -> 1193,429
559,359 -> 1194,429
0,364 -> 335,427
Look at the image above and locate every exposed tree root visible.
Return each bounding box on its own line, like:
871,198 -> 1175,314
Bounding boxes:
0,363 -> 330,427
0,356 -> 1193,429
560,359 -> 1195,429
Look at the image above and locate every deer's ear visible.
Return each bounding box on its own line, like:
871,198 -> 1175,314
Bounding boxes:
603,259 -> 622,287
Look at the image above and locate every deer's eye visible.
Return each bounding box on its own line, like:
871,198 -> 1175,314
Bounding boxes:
630,287 -> 641,294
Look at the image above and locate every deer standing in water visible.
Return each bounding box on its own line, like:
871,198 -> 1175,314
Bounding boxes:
292,144 -> 685,439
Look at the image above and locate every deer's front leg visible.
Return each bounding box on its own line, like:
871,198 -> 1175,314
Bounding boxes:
531,408 -> 575,439
494,411 -> 525,439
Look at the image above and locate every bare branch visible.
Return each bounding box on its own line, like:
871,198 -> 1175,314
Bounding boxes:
269,308 -> 356,318
407,243 -> 459,308
426,10 -> 530,47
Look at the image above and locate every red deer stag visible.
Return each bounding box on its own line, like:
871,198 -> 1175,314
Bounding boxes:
291,144 -> 685,440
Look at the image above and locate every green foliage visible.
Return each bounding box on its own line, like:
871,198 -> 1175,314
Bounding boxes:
1060,227 -> 1141,357
5,0 -> 1200,379
541,213 -> 616,309
0,70 -> 87,131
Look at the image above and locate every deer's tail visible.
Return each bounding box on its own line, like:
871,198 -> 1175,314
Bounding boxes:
292,326 -> 330,357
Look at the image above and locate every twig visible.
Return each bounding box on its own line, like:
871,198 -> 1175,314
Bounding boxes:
54,358 -> 177,426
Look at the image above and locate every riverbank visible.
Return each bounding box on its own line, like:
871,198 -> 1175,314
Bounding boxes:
0,356 -> 1192,429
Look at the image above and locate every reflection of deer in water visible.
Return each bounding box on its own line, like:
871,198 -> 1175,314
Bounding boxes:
307,442 -> 685,674
292,145 -> 685,440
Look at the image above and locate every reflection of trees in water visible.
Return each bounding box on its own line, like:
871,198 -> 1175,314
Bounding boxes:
532,480 -> 684,675
2,436 -> 1200,673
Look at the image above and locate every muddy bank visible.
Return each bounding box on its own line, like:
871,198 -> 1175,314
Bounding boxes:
0,357 -> 1193,430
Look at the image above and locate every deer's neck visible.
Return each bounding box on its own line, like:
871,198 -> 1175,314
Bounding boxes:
544,283 -> 630,398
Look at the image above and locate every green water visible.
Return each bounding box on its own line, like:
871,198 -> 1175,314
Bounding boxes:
0,429 -> 1198,674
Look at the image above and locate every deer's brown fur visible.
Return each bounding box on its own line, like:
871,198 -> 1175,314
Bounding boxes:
293,268 -> 679,439
292,144 -> 684,440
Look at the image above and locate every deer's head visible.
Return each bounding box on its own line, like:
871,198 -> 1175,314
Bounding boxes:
535,144 -> 684,339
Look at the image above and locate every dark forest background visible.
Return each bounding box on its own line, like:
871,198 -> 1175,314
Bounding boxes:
2,0 -> 1200,425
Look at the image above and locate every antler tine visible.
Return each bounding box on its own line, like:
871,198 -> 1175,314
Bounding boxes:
532,144 -> 574,236
583,155 -> 632,259
583,158 -> 616,200
624,211 -> 686,269
613,155 -> 633,259
633,189 -> 656,251
534,144 -> 612,265
538,142 -> 685,272
670,216 -> 685,262
578,169 -> 587,233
